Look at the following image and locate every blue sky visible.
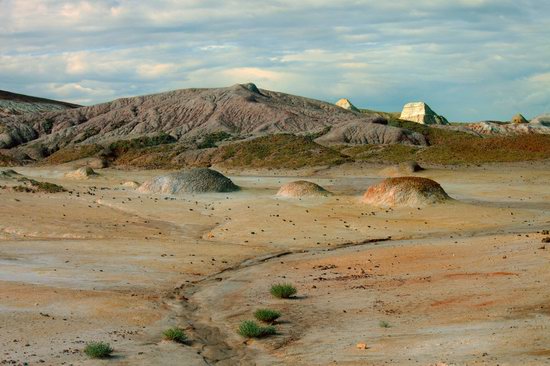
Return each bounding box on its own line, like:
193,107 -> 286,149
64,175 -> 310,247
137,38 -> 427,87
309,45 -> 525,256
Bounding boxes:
1,0 -> 549,121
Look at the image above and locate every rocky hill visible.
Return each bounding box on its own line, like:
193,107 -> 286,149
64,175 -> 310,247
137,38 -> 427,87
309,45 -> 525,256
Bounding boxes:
0,84 -> 426,160
0,90 -> 79,118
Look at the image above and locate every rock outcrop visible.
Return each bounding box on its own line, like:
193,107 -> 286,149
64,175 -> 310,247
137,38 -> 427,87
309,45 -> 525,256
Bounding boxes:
335,98 -> 360,112
531,113 -> 550,126
400,102 -> 449,125
511,114 -> 528,124
363,177 -> 450,207
137,168 -> 239,194
456,121 -> 550,135
276,180 -> 331,198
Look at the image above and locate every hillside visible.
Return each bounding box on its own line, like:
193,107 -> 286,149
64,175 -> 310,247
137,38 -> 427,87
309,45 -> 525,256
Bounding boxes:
0,84 -> 426,160
0,90 -> 80,117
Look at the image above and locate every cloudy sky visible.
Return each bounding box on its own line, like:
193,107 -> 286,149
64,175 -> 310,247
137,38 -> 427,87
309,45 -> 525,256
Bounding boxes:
1,0 -> 549,121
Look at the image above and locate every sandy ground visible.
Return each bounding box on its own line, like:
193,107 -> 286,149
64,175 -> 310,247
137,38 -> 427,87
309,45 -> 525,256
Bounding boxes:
0,162 -> 549,365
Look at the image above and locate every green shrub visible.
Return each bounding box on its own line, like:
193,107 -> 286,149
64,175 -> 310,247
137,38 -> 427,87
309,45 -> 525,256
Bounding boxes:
270,283 -> 297,299
379,320 -> 391,328
237,320 -> 276,338
163,327 -> 188,343
109,133 -> 176,154
197,131 -> 232,149
254,308 -> 281,323
84,342 -> 113,358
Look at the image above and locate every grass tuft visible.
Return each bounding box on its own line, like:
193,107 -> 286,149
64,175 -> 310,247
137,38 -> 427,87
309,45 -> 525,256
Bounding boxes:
270,283 -> 297,299
237,320 -> 276,338
254,308 -> 281,323
84,342 -> 113,358
379,320 -> 391,328
163,327 -> 188,343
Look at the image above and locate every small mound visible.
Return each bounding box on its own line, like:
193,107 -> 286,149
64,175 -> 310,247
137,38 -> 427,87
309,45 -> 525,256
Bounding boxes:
363,177 -> 450,207
0,169 -> 22,180
399,161 -> 424,173
276,180 -> 331,198
379,161 -> 424,177
121,181 -> 140,189
65,166 -> 97,179
137,168 -> 239,194
87,157 -> 108,169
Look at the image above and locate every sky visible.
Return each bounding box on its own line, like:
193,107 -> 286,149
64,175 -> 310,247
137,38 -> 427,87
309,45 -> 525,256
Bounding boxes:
1,0 -> 549,122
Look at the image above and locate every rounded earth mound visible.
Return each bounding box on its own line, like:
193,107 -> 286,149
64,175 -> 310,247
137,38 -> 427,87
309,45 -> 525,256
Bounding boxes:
380,161 -> 424,177
137,168 -> 239,194
276,180 -> 331,198
65,166 -> 97,179
363,177 -> 450,207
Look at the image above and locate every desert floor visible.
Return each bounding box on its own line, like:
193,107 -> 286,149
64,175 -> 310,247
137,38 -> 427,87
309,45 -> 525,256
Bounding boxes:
0,162 -> 549,365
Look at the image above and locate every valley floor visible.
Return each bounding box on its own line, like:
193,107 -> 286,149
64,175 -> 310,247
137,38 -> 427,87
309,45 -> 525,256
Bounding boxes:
0,162 -> 549,365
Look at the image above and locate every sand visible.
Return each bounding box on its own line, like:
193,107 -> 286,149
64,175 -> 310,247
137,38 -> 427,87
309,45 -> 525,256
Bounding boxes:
0,162 -> 549,365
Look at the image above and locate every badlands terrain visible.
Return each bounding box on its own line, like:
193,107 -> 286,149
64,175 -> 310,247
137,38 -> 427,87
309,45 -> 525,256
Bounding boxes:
0,161 -> 549,365
1,85 -> 550,365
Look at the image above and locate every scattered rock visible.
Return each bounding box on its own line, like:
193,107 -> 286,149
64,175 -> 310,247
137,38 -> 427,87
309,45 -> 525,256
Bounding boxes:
276,180 -> 331,198
363,177 -> 450,207
137,168 -> 239,194
399,102 -> 449,125
356,342 -> 367,350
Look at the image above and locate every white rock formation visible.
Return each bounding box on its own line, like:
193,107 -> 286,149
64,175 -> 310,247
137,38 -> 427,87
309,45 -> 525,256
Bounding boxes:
335,98 -> 360,112
400,102 -> 449,125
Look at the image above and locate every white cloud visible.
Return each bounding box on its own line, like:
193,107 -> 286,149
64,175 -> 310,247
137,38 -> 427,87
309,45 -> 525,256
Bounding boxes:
0,0 -> 549,120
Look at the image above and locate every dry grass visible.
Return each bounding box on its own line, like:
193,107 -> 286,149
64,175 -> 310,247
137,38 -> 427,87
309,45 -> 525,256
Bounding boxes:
41,145 -> 103,165
218,134 -> 349,169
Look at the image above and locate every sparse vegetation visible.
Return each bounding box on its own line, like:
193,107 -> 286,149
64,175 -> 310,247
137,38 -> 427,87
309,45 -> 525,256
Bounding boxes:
270,283 -> 297,299
163,327 -> 188,343
40,144 -> 103,165
237,320 -> 276,338
4,178 -> 66,193
254,308 -> 281,323
84,342 -> 113,358
25,118 -> 550,169
197,131 -> 232,149
0,152 -> 18,167
109,133 -> 177,154
379,320 -> 391,328
219,134 -> 349,169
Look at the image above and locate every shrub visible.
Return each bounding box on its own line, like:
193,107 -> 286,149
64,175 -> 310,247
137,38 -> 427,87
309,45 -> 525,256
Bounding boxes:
163,327 -> 188,343
84,342 -> 113,358
197,131 -> 232,149
270,283 -> 297,299
379,320 -> 391,328
237,320 -> 276,338
254,309 -> 281,323
14,178 -> 66,193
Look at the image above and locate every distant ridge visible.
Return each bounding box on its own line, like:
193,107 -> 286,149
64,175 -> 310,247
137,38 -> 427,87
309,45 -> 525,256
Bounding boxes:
0,90 -> 80,117
0,83 -> 427,158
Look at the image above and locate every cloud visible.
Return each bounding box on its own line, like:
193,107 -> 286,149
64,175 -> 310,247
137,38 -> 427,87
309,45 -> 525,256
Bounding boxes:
0,0 -> 549,120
